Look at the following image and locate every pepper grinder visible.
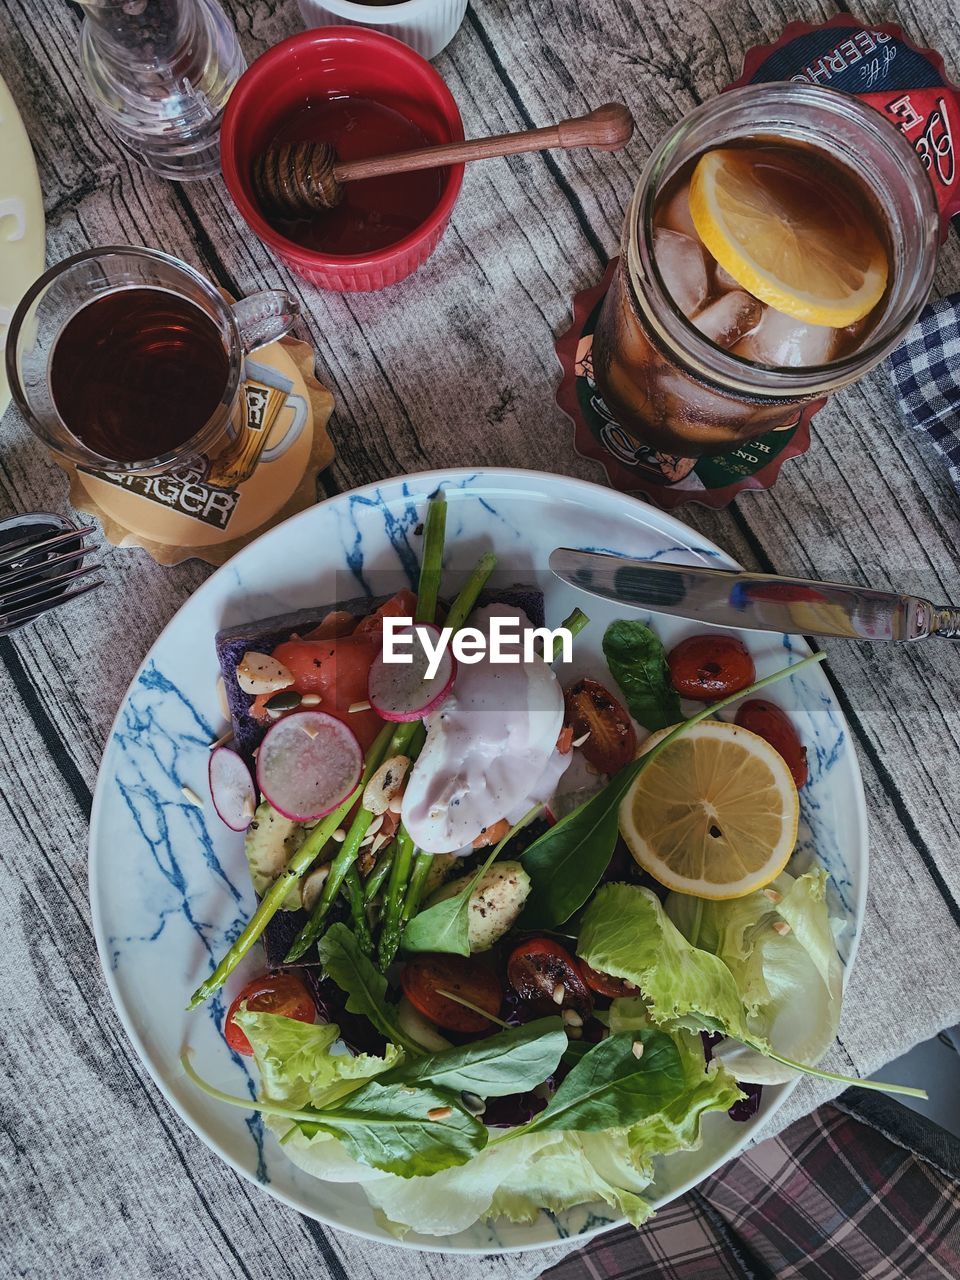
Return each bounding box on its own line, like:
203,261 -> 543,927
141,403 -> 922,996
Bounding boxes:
75,0 -> 245,181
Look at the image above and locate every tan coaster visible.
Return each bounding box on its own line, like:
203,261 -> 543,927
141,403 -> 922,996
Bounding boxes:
59,336 -> 334,566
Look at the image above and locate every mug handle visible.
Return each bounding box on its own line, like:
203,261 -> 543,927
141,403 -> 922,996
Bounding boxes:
231,289 -> 300,354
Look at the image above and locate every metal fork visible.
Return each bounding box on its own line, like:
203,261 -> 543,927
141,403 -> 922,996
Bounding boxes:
0,514 -> 102,636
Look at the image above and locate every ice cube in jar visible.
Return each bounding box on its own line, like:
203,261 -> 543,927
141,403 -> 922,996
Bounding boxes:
693,291 -> 763,349
656,181 -> 700,240
733,306 -> 837,367
652,227 -> 709,318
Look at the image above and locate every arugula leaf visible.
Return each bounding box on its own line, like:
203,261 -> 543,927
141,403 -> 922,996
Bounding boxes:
383,1018 -> 567,1097
401,806 -> 540,955
603,619 -> 681,731
317,923 -> 422,1054
520,651 -> 828,928
303,1077 -> 487,1177
522,1030 -> 685,1133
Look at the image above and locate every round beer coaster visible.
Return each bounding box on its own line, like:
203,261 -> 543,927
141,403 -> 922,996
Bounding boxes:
556,260 -> 821,510
729,15 -> 960,239
59,336 -> 335,566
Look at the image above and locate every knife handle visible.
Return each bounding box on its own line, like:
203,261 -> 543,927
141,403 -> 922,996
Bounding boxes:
932,606 -> 960,638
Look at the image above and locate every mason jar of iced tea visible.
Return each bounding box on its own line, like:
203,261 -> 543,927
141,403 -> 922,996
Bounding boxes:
591,83 -> 939,457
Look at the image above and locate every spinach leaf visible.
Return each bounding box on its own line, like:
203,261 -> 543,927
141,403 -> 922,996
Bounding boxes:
383,1018 -> 567,1097
399,878 -> 473,956
524,1030 -> 685,1133
603,619 -> 681,731
302,1077 -> 487,1176
401,806 -> 540,955
317,923 -> 422,1054
519,762 -> 640,928
521,652 -> 828,928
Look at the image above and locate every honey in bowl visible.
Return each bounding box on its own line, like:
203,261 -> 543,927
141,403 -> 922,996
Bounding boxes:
263,96 -> 444,256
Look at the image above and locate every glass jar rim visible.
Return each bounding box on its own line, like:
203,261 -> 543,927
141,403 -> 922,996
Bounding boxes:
4,244 -> 243,474
627,83 -> 940,398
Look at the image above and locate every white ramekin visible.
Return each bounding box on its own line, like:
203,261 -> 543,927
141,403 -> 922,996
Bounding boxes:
297,0 -> 467,61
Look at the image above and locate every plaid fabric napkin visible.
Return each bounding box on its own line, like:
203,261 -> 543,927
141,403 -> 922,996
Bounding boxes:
544,1090 -> 960,1280
888,295 -> 960,489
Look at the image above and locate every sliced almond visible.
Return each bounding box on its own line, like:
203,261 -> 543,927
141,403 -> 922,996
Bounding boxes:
301,865 -> 330,914
237,651 -> 294,696
208,728 -> 234,751
348,699 -> 372,714
772,920 -> 792,936
631,1040 -> 645,1060
363,755 -> 411,816
301,693 -> 322,707
181,785 -> 204,809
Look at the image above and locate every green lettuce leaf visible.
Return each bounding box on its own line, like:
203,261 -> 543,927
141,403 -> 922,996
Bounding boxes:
362,1130 -> 654,1235
576,883 -> 752,1040
666,870 -> 843,1084
234,1008 -> 400,1108
490,1131 -> 653,1228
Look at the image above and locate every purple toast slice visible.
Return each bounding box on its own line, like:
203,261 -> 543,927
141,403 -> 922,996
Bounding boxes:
215,585 -> 546,968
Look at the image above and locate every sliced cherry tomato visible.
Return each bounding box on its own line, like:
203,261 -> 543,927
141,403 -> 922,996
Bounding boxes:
507,938 -> 593,1019
578,958 -> 639,999
224,972 -> 316,1056
735,699 -> 808,788
400,954 -> 503,1033
564,677 -> 637,774
668,634 -> 756,701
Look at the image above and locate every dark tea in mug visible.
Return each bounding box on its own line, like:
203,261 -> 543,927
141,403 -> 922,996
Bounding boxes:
49,287 -> 230,464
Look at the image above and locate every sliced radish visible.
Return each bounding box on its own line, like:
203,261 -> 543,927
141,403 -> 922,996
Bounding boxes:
368,622 -> 456,722
208,747 -> 257,832
256,710 -> 362,822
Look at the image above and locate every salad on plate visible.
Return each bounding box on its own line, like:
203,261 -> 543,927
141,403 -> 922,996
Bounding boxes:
183,491 -> 915,1238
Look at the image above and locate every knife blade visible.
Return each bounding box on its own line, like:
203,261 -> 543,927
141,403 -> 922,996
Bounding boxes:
548,548 -> 955,641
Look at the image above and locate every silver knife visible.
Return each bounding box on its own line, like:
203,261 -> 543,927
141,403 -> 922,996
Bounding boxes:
549,548 -> 960,642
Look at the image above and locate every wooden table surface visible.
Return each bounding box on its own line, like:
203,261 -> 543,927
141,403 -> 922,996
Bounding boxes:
3,1 -> 960,1276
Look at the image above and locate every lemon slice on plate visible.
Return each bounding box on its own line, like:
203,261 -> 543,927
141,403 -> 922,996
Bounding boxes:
688,147 -> 888,328
619,719 -> 799,899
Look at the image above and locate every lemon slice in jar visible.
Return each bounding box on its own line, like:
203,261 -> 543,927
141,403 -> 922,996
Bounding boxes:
619,719 -> 799,899
688,146 -> 889,328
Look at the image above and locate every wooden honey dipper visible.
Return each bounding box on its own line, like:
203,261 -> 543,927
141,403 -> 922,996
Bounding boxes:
252,103 -> 634,218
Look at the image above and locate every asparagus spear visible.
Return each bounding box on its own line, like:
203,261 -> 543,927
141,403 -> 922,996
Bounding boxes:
363,844 -> 395,905
551,607 -> 589,660
343,865 -> 373,955
415,493 -> 446,624
284,719 -> 426,961
187,722 -> 394,1009
377,825 -> 417,970
401,850 -> 434,926
283,496 -> 452,961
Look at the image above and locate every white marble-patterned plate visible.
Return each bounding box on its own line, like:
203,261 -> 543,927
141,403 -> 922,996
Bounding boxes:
89,469 -> 868,1252
0,72 -> 45,417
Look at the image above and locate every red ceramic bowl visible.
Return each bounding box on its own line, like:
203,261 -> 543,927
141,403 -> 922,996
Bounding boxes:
220,27 -> 465,291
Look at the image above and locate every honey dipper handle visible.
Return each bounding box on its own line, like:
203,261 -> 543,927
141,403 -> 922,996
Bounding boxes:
333,103 -> 634,184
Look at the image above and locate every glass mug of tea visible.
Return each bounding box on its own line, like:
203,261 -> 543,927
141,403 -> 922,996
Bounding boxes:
591,83 -> 939,458
5,246 -> 300,474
